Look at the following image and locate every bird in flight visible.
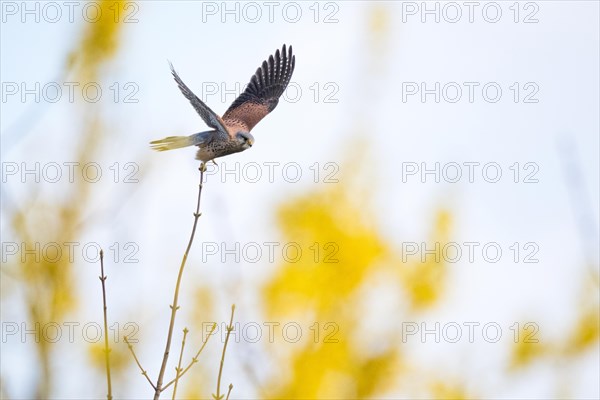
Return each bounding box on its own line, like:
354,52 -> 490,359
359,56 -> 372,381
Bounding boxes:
150,44 -> 296,162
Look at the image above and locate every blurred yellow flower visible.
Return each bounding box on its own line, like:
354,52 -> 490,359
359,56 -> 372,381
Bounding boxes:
565,304 -> 599,356
399,210 -> 452,310
262,152 -> 403,398
509,324 -> 547,369
431,380 -> 470,400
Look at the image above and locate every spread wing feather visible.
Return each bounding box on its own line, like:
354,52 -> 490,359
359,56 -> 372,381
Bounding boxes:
169,62 -> 229,137
222,44 -> 296,132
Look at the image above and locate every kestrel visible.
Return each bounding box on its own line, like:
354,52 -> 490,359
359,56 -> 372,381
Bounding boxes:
150,44 -> 296,162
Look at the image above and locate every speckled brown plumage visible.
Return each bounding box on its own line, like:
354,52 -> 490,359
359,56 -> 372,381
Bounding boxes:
223,44 -> 295,131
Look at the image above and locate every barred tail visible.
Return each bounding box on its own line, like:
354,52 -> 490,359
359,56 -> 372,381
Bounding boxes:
150,135 -> 194,151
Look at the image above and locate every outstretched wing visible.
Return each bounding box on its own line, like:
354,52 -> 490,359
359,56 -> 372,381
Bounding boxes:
222,44 -> 296,132
169,62 -> 229,137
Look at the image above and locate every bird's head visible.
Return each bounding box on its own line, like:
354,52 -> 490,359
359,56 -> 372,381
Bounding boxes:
236,131 -> 255,150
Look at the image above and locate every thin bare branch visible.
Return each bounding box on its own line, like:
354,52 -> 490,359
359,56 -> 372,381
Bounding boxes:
161,323 -> 217,392
98,249 -> 113,400
171,328 -> 189,400
225,384 -> 233,400
154,163 -> 207,399
124,336 -> 156,391
213,305 -> 236,400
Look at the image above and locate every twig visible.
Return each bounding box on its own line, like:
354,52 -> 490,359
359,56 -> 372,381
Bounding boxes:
171,328 -> 189,400
225,384 -> 233,400
124,336 -> 156,391
154,163 -> 207,399
161,323 -> 217,392
98,249 -> 113,400
213,305 -> 236,400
